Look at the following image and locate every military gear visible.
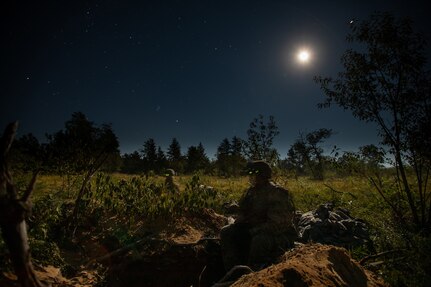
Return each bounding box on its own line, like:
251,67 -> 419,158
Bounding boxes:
246,160 -> 272,179
165,168 -> 176,177
220,180 -> 296,271
164,169 -> 180,194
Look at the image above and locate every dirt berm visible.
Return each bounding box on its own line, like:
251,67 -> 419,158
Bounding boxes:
230,243 -> 387,287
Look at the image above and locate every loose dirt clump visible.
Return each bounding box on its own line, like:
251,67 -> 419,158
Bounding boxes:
231,244 -> 387,287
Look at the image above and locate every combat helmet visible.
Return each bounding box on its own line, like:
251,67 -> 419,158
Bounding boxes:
246,160 -> 272,179
165,169 -> 176,177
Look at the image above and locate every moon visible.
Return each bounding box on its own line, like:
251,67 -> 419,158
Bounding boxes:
297,50 -> 310,63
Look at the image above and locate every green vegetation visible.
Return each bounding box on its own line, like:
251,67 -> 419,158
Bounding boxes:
1,169 -> 430,285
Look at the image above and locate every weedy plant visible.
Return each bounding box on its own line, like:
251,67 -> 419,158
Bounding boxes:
76,173 -> 227,222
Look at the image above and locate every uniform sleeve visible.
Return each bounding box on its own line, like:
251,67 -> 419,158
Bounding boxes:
236,189 -> 252,223
267,189 -> 295,225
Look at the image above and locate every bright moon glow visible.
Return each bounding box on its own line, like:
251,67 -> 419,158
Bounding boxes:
297,50 -> 310,63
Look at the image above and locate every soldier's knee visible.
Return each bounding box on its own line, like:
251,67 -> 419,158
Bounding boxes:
220,224 -> 235,241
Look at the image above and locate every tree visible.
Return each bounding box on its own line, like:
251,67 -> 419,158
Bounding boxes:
216,138 -> 231,176
186,143 -> 210,173
215,137 -> 247,177
167,138 -> 184,173
230,136 -> 247,176
156,146 -> 167,173
121,151 -> 144,174
333,145 -> 386,179
305,128 -> 333,180
9,133 -> 45,172
141,138 -> 158,172
245,114 -> 280,165
286,128 -> 333,179
286,140 -> 308,176
359,144 -> 386,171
315,13 -> 431,232
46,112 -> 120,175
46,112 -> 120,222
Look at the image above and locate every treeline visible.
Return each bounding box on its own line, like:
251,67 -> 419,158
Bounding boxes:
9,111 -> 388,180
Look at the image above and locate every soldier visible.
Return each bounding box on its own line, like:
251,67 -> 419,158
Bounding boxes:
220,160 -> 296,271
164,168 -> 180,194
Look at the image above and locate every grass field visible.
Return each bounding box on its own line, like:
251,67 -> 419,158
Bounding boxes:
26,172 -> 390,239
28,172 -> 380,215
4,171 -> 429,286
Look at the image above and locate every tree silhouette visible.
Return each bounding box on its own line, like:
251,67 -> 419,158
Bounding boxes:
46,112 -> 120,175
230,136 -> 247,176
216,138 -> 231,176
9,133 -> 45,172
315,12 -> 431,232
156,146 -> 167,173
286,129 -> 332,179
245,114 -> 280,165
186,143 -> 210,173
215,137 -> 247,176
121,151 -> 144,174
167,138 -> 184,173
141,138 -> 158,173
46,112 -> 120,222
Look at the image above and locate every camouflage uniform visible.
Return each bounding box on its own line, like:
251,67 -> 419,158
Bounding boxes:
165,169 -> 180,194
220,161 -> 296,271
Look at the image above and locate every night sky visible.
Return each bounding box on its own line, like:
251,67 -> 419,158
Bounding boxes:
2,1 -> 430,158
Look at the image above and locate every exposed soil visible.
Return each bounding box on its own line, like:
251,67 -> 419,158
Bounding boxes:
231,243 -> 387,287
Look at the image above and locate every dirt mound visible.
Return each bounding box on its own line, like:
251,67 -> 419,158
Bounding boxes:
231,244 -> 387,287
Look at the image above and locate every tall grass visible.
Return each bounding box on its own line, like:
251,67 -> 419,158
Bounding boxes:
2,172 -> 429,285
